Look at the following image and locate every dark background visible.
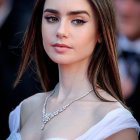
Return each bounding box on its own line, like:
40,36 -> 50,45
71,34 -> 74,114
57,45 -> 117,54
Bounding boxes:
0,0 -> 42,139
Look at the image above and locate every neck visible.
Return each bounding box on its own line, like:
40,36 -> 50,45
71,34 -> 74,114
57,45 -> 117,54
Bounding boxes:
54,60 -> 92,101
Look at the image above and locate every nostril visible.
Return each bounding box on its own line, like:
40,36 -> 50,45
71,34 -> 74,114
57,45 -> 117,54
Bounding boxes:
56,31 -> 68,39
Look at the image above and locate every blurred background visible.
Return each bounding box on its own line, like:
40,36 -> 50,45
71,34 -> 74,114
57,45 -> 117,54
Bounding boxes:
0,0 -> 140,139
113,0 -> 140,127
0,0 -> 42,139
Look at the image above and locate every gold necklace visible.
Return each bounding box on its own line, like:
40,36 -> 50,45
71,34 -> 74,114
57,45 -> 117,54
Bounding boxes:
41,89 -> 93,130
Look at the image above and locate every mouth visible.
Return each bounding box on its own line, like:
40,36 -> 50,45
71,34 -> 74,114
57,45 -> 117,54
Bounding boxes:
51,43 -> 72,53
51,43 -> 72,49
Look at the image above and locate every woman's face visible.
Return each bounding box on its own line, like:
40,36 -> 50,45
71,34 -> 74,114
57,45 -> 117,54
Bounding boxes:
42,0 -> 99,65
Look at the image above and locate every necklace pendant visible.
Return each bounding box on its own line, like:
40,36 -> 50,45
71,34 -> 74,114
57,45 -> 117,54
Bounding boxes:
41,89 -> 93,130
41,123 -> 45,130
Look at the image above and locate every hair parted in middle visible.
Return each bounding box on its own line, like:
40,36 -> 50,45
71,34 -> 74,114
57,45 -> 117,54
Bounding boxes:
15,0 -> 124,103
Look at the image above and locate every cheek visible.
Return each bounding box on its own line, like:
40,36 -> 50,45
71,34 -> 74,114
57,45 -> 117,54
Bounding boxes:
75,29 -> 98,50
74,34 -> 98,59
42,32 -> 49,50
42,24 -> 52,48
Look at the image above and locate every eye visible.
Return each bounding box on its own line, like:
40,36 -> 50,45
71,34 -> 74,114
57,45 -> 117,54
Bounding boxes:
45,16 -> 59,23
72,19 -> 87,25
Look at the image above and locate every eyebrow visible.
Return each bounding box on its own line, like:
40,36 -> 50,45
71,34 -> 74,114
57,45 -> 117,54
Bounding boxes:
44,9 -> 90,17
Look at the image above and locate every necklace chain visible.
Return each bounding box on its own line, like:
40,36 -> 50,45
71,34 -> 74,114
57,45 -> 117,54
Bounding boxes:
41,89 -> 93,130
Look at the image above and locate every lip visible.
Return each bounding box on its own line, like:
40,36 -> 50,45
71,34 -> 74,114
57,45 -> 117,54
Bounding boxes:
51,43 -> 72,49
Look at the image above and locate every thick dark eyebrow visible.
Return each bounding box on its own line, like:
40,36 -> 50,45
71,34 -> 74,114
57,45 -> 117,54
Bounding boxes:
44,9 -> 90,17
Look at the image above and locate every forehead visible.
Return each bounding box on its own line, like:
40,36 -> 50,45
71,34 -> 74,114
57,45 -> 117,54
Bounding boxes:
43,0 -> 94,14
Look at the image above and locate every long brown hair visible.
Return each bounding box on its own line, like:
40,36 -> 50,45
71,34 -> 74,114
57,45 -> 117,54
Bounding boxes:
15,0 -> 124,103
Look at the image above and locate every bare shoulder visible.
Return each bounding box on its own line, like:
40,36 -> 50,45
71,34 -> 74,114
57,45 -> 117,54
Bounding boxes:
92,89 -> 125,120
97,88 -> 118,102
91,90 -> 139,140
20,91 -> 50,127
106,128 -> 139,140
21,92 -> 46,109
98,89 -> 121,106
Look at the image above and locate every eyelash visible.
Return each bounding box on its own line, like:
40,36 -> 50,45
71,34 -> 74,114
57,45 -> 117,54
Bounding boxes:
44,16 -> 87,25
72,19 -> 87,25
45,16 -> 59,23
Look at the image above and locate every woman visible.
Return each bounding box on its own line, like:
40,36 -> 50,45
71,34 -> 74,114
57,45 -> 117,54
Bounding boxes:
7,0 -> 140,139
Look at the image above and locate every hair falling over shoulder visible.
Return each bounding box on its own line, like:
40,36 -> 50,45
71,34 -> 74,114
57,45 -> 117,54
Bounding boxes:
14,0 -> 125,105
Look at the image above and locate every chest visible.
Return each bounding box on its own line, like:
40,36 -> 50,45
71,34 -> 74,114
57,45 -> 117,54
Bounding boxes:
20,104 -> 98,140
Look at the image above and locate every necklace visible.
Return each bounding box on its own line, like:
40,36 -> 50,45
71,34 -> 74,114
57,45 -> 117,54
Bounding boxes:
41,89 -> 93,130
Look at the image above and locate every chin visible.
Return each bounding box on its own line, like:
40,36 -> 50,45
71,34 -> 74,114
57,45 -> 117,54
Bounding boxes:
49,57 -> 73,65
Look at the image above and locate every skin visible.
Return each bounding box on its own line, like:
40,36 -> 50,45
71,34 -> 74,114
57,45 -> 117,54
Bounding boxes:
42,0 -> 99,65
41,0 -> 100,101
113,0 -> 140,41
19,0 -> 139,139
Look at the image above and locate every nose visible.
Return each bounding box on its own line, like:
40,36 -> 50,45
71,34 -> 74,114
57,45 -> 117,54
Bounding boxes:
56,20 -> 69,39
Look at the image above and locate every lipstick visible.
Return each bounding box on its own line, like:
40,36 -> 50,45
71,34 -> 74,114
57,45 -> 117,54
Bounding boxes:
52,43 -> 71,48
51,43 -> 72,53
